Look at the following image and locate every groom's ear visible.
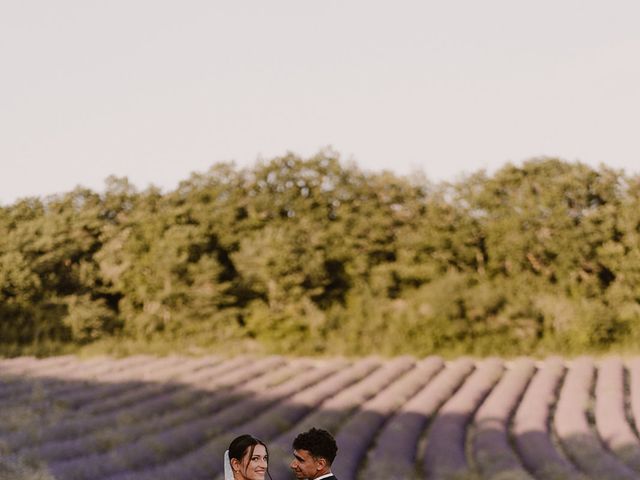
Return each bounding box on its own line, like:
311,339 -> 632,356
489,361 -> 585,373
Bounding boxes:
315,457 -> 327,471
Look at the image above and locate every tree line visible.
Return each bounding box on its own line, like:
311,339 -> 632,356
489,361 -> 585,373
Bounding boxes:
2,152 -> 640,356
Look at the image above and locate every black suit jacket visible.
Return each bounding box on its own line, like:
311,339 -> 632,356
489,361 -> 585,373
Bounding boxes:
316,476 -> 337,480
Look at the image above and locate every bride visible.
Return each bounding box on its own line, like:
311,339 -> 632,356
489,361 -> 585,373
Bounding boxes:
224,434 -> 271,480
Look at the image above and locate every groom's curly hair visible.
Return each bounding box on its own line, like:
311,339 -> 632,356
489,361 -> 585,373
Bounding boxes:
293,428 -> 338,464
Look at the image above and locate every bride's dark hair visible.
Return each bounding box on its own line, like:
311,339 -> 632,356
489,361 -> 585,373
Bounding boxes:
228,434 -> 272,480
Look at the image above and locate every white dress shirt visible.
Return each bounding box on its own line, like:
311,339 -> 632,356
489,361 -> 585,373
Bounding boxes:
314,473 -> 335,480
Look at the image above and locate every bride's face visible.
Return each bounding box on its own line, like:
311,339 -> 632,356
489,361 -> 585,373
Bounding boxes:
236,444 -> 268,480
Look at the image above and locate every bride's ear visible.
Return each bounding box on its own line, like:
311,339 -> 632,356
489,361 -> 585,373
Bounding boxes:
230,458 -> 241,472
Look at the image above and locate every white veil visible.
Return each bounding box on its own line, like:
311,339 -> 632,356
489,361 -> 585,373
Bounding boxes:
224,449 -> 234,480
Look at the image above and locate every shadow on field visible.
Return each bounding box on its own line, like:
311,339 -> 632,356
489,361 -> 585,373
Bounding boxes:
2,362 -> 640,480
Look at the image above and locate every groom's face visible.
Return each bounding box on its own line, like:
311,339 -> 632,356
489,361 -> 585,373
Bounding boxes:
290,449 -> 324,479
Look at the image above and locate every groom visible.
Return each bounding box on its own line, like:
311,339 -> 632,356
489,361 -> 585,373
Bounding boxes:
290,427 -> 338,480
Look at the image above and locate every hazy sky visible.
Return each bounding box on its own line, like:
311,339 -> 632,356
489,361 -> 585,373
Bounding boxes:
2,1 -> 639,205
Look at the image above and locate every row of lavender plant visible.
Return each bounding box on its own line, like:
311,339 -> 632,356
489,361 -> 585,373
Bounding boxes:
209,357 -> 422,480
38,357 -> 293,478
48,359 -> 345,480
0,356 -> 164,438
331,356 -> 445,480
510,357 -> 585,480
471,357 -> 535,480
8,355 -> 640,480
266,356 -> 415,480
1,356 -> 231,451
554,356 -> 637,480
0,356 -> 136,404
103,357 -> 371,480
422,358 -> 504,479
15,357 -> 289,464
0,355 -> 174,420
595,357 -> 640,473
1,355 -> 226,445
360,357 -> 473,480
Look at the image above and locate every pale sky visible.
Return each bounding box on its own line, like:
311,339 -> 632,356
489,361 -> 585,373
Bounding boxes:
2,1 -> 639,205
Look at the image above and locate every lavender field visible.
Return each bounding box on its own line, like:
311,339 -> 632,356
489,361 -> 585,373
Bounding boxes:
1,355 -> 640,480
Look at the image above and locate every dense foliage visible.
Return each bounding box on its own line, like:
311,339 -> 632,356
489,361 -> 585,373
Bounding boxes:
2,152 -> 640,356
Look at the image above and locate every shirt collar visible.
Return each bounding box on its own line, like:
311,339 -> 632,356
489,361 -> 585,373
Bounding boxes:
314,473 -> 334,480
